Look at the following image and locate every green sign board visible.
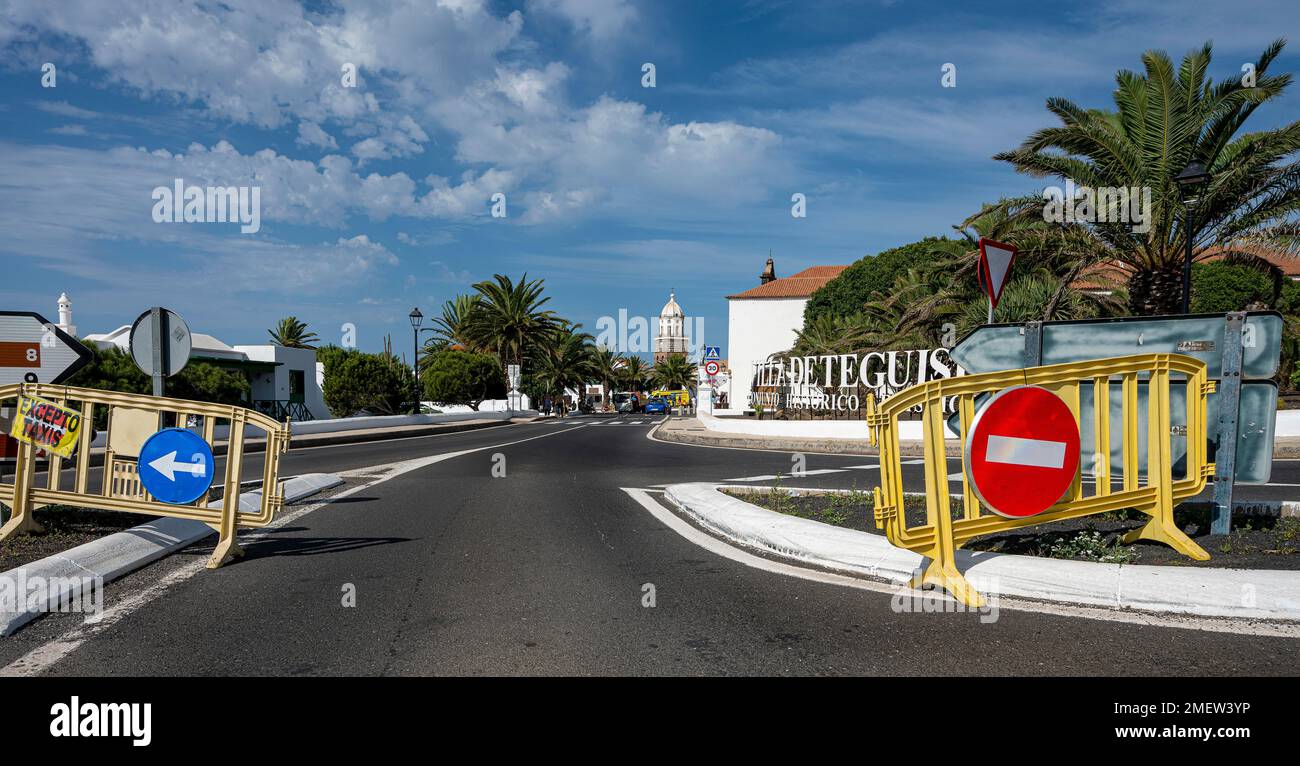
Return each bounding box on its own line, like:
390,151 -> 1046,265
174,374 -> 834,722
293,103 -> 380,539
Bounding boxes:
947,313 -> 1282,529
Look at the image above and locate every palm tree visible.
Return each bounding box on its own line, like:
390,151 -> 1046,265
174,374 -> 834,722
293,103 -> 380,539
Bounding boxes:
652,354 -> 696,390
620,356 -> 649,393
591,347 -> 625,411
534,328 -> 597,410
464,274 -> 562,378
430,294 -> 481,351
268,317 -> 320,349
995,40 -> 1300,314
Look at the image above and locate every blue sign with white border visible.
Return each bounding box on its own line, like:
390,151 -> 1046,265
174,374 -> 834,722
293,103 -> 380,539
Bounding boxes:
704,346 -> 721,361
138,428 -> 214,505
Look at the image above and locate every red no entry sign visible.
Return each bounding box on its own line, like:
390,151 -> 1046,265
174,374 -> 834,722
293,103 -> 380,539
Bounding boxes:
964,385 -> 1080,518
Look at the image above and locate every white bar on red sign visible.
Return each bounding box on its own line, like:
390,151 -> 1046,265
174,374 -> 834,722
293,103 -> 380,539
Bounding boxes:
985,434 -> 1066,469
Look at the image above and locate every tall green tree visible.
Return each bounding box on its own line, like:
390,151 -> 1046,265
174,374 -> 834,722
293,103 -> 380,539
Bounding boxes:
67,344 -> 250,424
533,328 -> 597,404
426,294 -> 482,355
268,316 -> 320,349
995,40 -> 1300,314
651,354 -> 696,390
421,349 -> 505,411
591,347 -> 625,410
318,345 -> 413,417
619,356 -> 649,393
803,238 -> 952,325
464,274 -> 562,379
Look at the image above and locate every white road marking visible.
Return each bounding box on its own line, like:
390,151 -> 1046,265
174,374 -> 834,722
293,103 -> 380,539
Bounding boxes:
844,464 -> 879,470
721,468 -> 849,482
0,423 -> 591,676
623,488 -> 1300,638
985,434 -> 1066,469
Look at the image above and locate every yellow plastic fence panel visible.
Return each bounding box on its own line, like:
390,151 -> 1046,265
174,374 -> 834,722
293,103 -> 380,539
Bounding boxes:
865,353 -> 1214,608
0,383 -> 292,568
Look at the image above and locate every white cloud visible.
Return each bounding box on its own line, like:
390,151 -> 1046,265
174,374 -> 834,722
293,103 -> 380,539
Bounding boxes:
0,139 -> 514,280
296,121 -> 338,150
4,1 -> 794,226
34,100 -> 102,120
198,234 -> 400,293
527,0 -> 637,42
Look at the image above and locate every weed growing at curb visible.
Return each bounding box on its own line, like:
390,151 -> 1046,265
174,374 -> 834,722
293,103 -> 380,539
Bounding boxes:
1048,526 -> 1141,564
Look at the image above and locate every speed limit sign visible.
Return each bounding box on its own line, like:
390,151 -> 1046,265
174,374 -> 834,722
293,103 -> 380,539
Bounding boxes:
704,360 -> 720,376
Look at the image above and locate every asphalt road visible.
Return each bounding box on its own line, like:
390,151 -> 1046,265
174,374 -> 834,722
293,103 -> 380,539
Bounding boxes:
2,414 -> 1297,676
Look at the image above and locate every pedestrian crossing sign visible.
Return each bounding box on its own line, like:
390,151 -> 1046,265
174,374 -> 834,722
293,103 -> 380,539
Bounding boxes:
704,346 -> 721,361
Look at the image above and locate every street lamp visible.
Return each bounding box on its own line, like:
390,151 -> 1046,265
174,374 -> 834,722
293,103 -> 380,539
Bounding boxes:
408,307 -> 423,410
1175,159 -> 1212,314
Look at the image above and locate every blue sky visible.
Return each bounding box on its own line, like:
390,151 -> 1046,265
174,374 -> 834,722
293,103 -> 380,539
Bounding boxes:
1,0 -> 1297,359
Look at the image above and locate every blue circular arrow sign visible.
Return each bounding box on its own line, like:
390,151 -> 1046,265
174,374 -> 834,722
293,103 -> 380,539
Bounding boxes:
138,428 -> 214,505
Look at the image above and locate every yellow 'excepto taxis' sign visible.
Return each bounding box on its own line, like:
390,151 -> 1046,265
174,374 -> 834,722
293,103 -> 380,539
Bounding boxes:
10,395 -> 82,458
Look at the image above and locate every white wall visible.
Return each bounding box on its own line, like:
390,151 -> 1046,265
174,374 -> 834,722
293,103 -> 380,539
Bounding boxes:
727,296 -> 808,411
234,345 -> 330,420
701,410 -> 1300,442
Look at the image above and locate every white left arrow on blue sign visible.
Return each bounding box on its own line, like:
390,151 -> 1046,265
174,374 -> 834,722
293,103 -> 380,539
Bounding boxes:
147,450 -> 208,481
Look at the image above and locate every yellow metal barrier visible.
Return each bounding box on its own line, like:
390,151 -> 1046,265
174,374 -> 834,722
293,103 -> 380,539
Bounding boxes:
865,353 -> 1214,608
0,383 -> 291,568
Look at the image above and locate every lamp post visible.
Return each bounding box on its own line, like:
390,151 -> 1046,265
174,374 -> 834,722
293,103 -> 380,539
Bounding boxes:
1174,159 -> 1212,314
408,307 -> 423,411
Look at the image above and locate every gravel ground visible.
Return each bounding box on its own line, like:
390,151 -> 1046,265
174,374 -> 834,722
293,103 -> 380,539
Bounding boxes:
0,503 -> 155,571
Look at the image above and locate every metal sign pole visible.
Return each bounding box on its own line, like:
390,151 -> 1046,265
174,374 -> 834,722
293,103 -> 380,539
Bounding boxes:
1022,321 -> 1043,368
1212,312 -> 1246,535
150,307 -> 170,397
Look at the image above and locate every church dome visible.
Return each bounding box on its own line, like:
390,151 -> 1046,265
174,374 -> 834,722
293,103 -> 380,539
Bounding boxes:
660,292 -> 683,318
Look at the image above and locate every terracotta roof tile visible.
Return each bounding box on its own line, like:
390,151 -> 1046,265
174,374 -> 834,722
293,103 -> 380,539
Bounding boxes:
1072,245 -> 1300,291
1201,245 -> 1300,276
727,265 -> 850,299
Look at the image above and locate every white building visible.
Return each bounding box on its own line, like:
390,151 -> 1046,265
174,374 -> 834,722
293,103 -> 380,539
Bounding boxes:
653,291 -> 689,364
725,258 -> 848,411
74,296 -> 329,421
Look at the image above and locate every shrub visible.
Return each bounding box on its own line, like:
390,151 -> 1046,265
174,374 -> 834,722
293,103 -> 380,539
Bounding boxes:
318,345 -> 414,417
421,349 -> 505,410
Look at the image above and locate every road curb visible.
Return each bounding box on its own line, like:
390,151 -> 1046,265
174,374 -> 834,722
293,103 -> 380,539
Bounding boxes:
652,418 -> 943,456
0,472 -> 345,636
663,482 -> 1300,622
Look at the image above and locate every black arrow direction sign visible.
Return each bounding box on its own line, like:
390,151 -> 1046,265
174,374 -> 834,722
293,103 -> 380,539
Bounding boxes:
0,311 -> 94,386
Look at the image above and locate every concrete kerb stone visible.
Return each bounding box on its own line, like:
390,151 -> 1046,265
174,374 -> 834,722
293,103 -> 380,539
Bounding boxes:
0,472 -> 344,636
664,482 -> 1300,622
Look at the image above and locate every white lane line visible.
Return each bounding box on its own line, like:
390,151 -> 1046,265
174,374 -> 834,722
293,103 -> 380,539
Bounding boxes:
622,488 -> 1300,638
845,464 -> 878,470
985,434 -> 1066,469
0,423 -> 591,677
720,468 -> 850,482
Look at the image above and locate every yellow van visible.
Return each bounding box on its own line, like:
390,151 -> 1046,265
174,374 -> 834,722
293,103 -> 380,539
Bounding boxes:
652,389 -> 691,407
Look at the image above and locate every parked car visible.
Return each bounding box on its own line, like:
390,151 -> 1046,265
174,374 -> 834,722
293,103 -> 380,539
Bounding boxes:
643,397 -> 670,415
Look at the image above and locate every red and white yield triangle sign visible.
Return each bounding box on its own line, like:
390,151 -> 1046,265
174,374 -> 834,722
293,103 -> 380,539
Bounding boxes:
978,237 -> 1017,310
